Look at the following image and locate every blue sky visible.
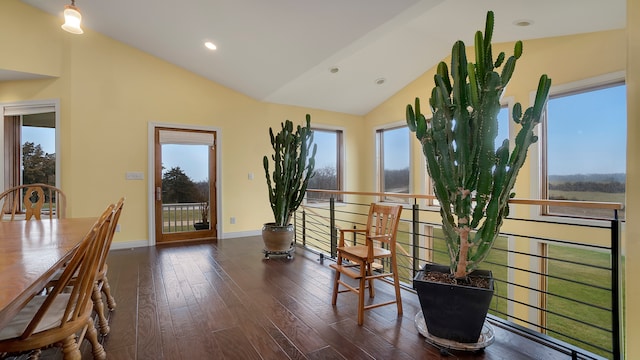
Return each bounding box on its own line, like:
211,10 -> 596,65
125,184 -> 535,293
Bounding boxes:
22,127 -> 55,153
547,84 -> 626,175
162,144 -> 209,182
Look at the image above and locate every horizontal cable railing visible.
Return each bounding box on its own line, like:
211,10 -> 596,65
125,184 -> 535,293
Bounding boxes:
295,190 -> 623,360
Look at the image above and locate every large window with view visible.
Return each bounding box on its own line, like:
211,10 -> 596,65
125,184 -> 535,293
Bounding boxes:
3,106 -> 57,190
377,125 -> 410,203
543,81 -> 626,219
306,128 -> 343,203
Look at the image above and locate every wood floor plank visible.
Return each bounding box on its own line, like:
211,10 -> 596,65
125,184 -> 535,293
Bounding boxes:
89,236 -> 586,360
211,326 -> 263,360
136,257 -> 163,360
232,304 -> 292,359
306,346 -> 348,360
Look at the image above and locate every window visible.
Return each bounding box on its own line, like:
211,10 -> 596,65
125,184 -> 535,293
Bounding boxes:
377,125 -> 410,203
2,104 -> 57,191
306,128 -> 343,203
497,106 -> 510,150
542,81 -> 626,219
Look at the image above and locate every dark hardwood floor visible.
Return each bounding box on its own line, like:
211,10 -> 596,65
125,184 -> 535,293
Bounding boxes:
5,236 -> 573,359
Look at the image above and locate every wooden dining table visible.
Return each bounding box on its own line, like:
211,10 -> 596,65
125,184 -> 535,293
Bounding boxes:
0,217 -> 97,330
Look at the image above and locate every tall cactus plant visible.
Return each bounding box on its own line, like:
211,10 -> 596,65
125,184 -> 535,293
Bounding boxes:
263,114 -> 317,226
407,11 -> 552,279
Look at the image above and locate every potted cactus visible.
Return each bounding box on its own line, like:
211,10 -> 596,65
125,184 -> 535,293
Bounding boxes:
407,11 -> 551,344
262,114 -> 317,258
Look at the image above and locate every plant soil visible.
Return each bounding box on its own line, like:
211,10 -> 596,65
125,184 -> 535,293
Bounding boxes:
421,270 -> 490,289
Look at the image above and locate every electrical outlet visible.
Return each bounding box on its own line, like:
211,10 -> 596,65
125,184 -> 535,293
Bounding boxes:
230,217 -> 236,224
115,224 -> 121,232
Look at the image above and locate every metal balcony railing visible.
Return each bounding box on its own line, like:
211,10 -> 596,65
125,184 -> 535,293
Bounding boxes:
294,190 -> 624,360
162,202 -> 206,233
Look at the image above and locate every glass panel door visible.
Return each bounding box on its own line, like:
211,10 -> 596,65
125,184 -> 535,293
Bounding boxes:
154,127 -> 216,243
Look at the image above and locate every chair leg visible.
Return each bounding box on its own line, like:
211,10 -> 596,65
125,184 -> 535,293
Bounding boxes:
366,263 -> 375,298
331,255 -> 343,306
60,335 -> 81,360
101,276 -> 117,311
92,284 -> 110,336
357,273 -> 366,326
85,319 -> 107,360
391,258 -> 403,316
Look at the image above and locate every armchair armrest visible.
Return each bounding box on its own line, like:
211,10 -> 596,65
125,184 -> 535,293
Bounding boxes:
338,228 -> 367,246
366,234 -> 392,244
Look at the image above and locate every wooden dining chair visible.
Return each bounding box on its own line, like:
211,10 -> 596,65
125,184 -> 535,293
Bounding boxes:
0,204 -> 114,360
93,197 -> 125,336
330,202 -> 403,325
44,198 -> 124,337
0,183 -> 67,221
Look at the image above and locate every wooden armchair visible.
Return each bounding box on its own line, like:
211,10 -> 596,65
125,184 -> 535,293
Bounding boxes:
0,204 -> 114,360
330,202 -> 403,325
0,184 -> 66,221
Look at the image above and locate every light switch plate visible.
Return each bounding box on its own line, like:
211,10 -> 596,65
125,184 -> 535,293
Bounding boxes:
125,171 -> 144,180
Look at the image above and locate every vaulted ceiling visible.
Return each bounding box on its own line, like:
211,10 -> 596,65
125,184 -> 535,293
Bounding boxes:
17,0 -> 626,115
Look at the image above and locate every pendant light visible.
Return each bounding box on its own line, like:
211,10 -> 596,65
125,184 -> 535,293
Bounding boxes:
61,0 -> 83,35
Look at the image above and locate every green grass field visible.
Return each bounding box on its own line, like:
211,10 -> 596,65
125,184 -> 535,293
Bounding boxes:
547,245 -> 614,358
427,229 -> 615,359
548,190 -> 625,219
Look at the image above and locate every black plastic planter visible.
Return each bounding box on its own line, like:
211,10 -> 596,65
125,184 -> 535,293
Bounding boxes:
413,264 -> 494,343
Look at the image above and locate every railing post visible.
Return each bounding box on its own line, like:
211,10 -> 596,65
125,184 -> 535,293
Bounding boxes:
330,197 -> 336,258
412,202 -> 420,277
611,210 -> 621,360
302,210 -> 306,247
294,210 -> 297,245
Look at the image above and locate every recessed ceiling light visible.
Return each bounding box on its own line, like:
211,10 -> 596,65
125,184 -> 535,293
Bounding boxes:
375,78 -> 386,85
204,41 -> 217,50
329,66 -> 340,74
513,19 -> 533,27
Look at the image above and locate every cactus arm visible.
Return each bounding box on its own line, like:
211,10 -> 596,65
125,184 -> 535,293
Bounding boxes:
474,31 -> 485,87
407,10 -> 551,278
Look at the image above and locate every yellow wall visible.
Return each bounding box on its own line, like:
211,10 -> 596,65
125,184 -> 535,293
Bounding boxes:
0,0 -> 365,243
0,1 -> 62,77
2,1 -> 637,356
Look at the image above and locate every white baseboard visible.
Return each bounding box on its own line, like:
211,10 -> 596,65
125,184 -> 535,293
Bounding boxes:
108,231 -> 261,249
222,230 -> 261,239
110,239 -> 149,250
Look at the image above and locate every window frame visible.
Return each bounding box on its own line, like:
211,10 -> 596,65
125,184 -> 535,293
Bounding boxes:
374,122 -> 412,204
305,125 -> 345,205
528,71 -> 626,225
1,100 -> 60,191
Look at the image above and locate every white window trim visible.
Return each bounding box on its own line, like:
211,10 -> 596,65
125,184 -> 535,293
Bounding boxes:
303,123 -> 346,207
0,99 -> 61,191
373,121 -> 413,205
528,71 -> 626,226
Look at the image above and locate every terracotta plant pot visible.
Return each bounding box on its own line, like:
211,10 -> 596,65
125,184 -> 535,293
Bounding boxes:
261,223 -> 294,252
